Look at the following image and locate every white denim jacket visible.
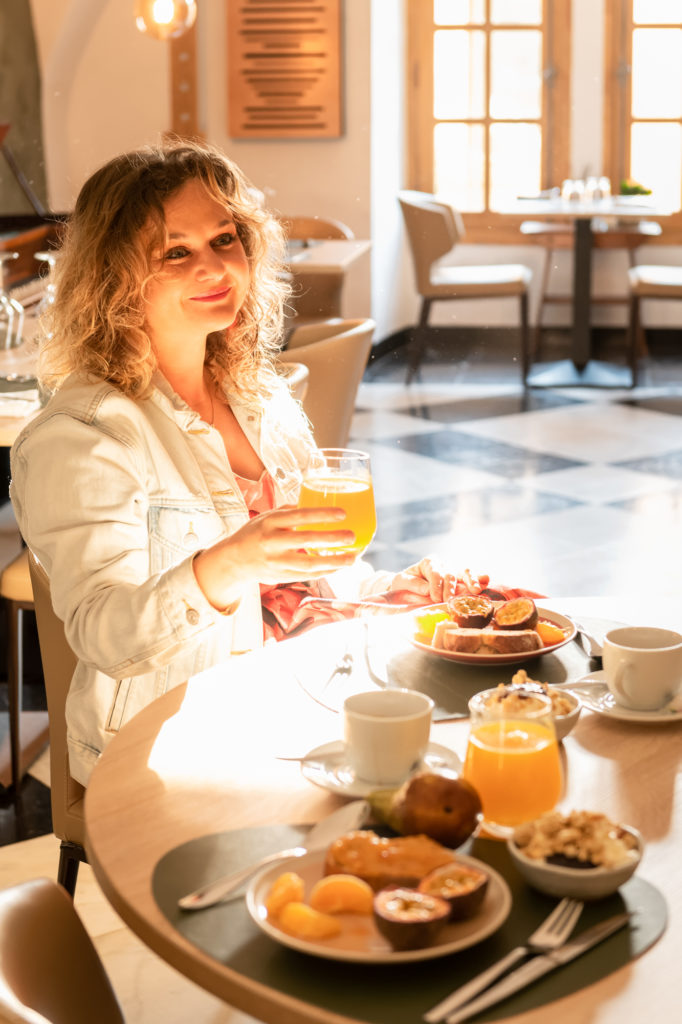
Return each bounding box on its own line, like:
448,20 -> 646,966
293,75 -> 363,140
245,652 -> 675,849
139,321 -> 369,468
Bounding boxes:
10,371 -> 335,785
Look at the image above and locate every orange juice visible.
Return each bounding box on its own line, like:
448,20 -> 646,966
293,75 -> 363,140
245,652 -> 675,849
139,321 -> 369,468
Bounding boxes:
463,719 -> 562,828
298,475 -> 377,554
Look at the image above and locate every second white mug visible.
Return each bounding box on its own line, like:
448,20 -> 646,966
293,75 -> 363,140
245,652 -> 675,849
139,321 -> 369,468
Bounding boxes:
602,626 -> 682,711
343,688 -> 434,785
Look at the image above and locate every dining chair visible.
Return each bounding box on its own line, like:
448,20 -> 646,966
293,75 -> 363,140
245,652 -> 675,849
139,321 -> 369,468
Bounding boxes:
398,190 -> 532,384
522,218 -> 662,361
27,552 -> 86,898
0,548 -> 35,793
278,360 -> 309,403
627,264 -> 682,387
0,877 -> 125,1023
280,214 -> 355,321
279,318 -> 375,448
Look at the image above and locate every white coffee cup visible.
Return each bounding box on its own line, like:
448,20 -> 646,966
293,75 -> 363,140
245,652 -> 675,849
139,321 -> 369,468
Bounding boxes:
602,626 -> 682,711
343,689 -> 434,785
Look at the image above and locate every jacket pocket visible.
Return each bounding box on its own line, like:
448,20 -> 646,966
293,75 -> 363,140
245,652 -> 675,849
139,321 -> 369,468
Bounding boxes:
148,504 -> 238,573
105,677 -> 132,732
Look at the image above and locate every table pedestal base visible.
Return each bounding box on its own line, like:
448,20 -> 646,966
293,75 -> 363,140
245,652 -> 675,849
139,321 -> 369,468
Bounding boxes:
527,358 -> 635,389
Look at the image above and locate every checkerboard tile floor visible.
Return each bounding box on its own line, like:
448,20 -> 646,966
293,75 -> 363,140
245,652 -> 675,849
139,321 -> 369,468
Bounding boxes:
355,358 -> 682,599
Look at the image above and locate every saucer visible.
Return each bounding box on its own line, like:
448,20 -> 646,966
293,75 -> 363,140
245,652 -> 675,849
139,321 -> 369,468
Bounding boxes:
572,670 -> 682,723
300,740 -> 463,797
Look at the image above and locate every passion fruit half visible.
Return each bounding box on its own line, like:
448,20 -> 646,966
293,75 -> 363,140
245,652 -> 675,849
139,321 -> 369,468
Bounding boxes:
373,886 -> 451,950
448,595 -> 494,629
417,861 -> 489,921
493,597 -> 538,631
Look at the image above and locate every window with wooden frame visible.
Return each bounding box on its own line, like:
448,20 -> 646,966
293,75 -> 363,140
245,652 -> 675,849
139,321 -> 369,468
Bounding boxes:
406,0 -> 571,244
604,0 -> 682,240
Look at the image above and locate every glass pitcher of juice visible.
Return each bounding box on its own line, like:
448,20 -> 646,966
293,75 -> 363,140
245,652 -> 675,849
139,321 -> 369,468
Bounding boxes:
463,687 -> 562,836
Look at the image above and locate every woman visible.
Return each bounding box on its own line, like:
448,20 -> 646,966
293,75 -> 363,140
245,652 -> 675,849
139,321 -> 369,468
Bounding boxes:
10,140 -> 451,786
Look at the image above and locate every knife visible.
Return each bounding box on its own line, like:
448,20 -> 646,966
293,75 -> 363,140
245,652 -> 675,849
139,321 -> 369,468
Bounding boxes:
178,798 -> 370,910
433,912 -> 631,1024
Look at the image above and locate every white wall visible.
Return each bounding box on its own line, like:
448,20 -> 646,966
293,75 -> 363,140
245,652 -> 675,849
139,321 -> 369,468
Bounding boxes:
26,0 -> 682,340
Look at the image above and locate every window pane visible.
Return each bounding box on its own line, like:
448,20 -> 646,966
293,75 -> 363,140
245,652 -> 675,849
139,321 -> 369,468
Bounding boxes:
490,30 -> 541,118
489,123 -> 541,210
491,0 -> 541,25
434,0 -> 485,25
631,123 -> 682,212
434,123 -> 485,211
633,0 -> 682,25
632,29 -> 682,118
434,30 -> 485,119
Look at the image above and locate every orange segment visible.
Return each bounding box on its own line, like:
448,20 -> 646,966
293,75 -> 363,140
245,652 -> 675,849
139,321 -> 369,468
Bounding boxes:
309,874 -> 374,914
536,620 -> 566,646
278,901 -> 342,940
265,871 -> 305,917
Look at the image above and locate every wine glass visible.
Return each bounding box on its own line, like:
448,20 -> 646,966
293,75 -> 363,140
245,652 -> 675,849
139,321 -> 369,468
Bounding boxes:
0,252 -> 25,349
297,448 -> 377,556
34,250 -> 59,316
462,687 -> 562,837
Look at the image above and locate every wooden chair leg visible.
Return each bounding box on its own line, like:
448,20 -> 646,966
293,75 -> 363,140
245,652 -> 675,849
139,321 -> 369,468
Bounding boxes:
533,246 -> 553,361
628,293 -> 640,388
57,841 -> 88,899
406,298 -> 432,384
520,291 -> 530,386
5,599 -> 23,793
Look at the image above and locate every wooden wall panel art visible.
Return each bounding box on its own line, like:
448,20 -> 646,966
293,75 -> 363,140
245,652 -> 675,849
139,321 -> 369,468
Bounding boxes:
226,0 -> 342,138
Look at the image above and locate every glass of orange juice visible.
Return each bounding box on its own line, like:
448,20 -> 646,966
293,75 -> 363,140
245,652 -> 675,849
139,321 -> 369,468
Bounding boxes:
463,687 -> 562,837
298,448 -> 377,555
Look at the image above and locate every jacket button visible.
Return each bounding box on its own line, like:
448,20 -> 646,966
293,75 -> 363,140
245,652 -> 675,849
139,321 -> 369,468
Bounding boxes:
186,608 -> 200,626
183,531 -> 199,549
275,467 -> 285,479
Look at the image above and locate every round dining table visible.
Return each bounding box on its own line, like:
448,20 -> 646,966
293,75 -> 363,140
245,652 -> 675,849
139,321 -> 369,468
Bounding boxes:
84,596 -> 682,1024
507,195 -> 671,388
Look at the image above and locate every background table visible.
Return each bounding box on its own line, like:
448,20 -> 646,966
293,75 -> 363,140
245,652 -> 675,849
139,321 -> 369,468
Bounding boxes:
510,197 -> 670,387
84,596 -> 682,1024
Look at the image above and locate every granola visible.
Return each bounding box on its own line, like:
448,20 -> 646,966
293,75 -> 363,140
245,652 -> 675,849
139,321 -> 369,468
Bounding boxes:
512,810 -> 639,869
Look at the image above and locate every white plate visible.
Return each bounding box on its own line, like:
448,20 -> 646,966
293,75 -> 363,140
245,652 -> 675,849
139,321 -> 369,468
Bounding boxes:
411,606 -> 577,666
572,670 -> 682,723
300,740 -> 462,797
411,606 -> 576,666
246,849 -> 511,963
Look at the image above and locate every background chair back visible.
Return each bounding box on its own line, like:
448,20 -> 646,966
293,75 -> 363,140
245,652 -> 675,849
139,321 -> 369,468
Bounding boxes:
398,190 -> 465,293
278,360 -> 309,402
279,318 -> 375,448
0,877 -> 124,1023
27,554 -> 86,896
281,214 -> 355,321
280,214 -> 354,241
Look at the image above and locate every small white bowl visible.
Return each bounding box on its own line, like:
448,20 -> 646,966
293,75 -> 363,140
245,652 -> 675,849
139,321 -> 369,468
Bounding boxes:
551,690 -> 582,741
507,825 -> 643,900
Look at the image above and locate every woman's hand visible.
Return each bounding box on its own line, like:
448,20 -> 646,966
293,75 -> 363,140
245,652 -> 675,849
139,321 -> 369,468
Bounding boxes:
193,505 -> 357,611
387,556 -> 459,606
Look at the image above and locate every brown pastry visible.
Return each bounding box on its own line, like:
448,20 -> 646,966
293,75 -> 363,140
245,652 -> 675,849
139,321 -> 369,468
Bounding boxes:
323,831 -> 456,892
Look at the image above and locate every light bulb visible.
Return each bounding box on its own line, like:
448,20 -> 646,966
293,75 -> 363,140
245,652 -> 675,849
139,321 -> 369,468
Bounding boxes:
135,0 -> 197,41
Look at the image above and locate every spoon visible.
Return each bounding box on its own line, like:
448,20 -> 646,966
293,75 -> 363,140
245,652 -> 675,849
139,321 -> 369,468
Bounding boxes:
178,799 -> 370,910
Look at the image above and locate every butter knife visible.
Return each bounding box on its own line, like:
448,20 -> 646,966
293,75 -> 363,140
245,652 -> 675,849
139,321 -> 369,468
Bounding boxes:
434,912 -> 631,1024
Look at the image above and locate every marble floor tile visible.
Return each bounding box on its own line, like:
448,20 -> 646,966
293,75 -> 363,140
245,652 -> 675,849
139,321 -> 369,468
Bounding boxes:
525,464 -> 679,504
452,402 -> 682,463
350,408 -> 451,440
360,439 -> 504,507
390,428 -> 587,478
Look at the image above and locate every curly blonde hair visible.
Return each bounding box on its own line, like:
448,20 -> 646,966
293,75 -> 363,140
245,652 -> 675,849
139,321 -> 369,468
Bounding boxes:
39,139 -> 289,401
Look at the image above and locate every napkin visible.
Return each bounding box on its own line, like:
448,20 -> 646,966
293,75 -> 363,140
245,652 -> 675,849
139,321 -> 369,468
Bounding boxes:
0,389 -> 41,417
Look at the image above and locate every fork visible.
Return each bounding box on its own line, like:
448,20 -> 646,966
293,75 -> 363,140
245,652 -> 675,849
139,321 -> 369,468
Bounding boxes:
423,897 -> 584,1022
